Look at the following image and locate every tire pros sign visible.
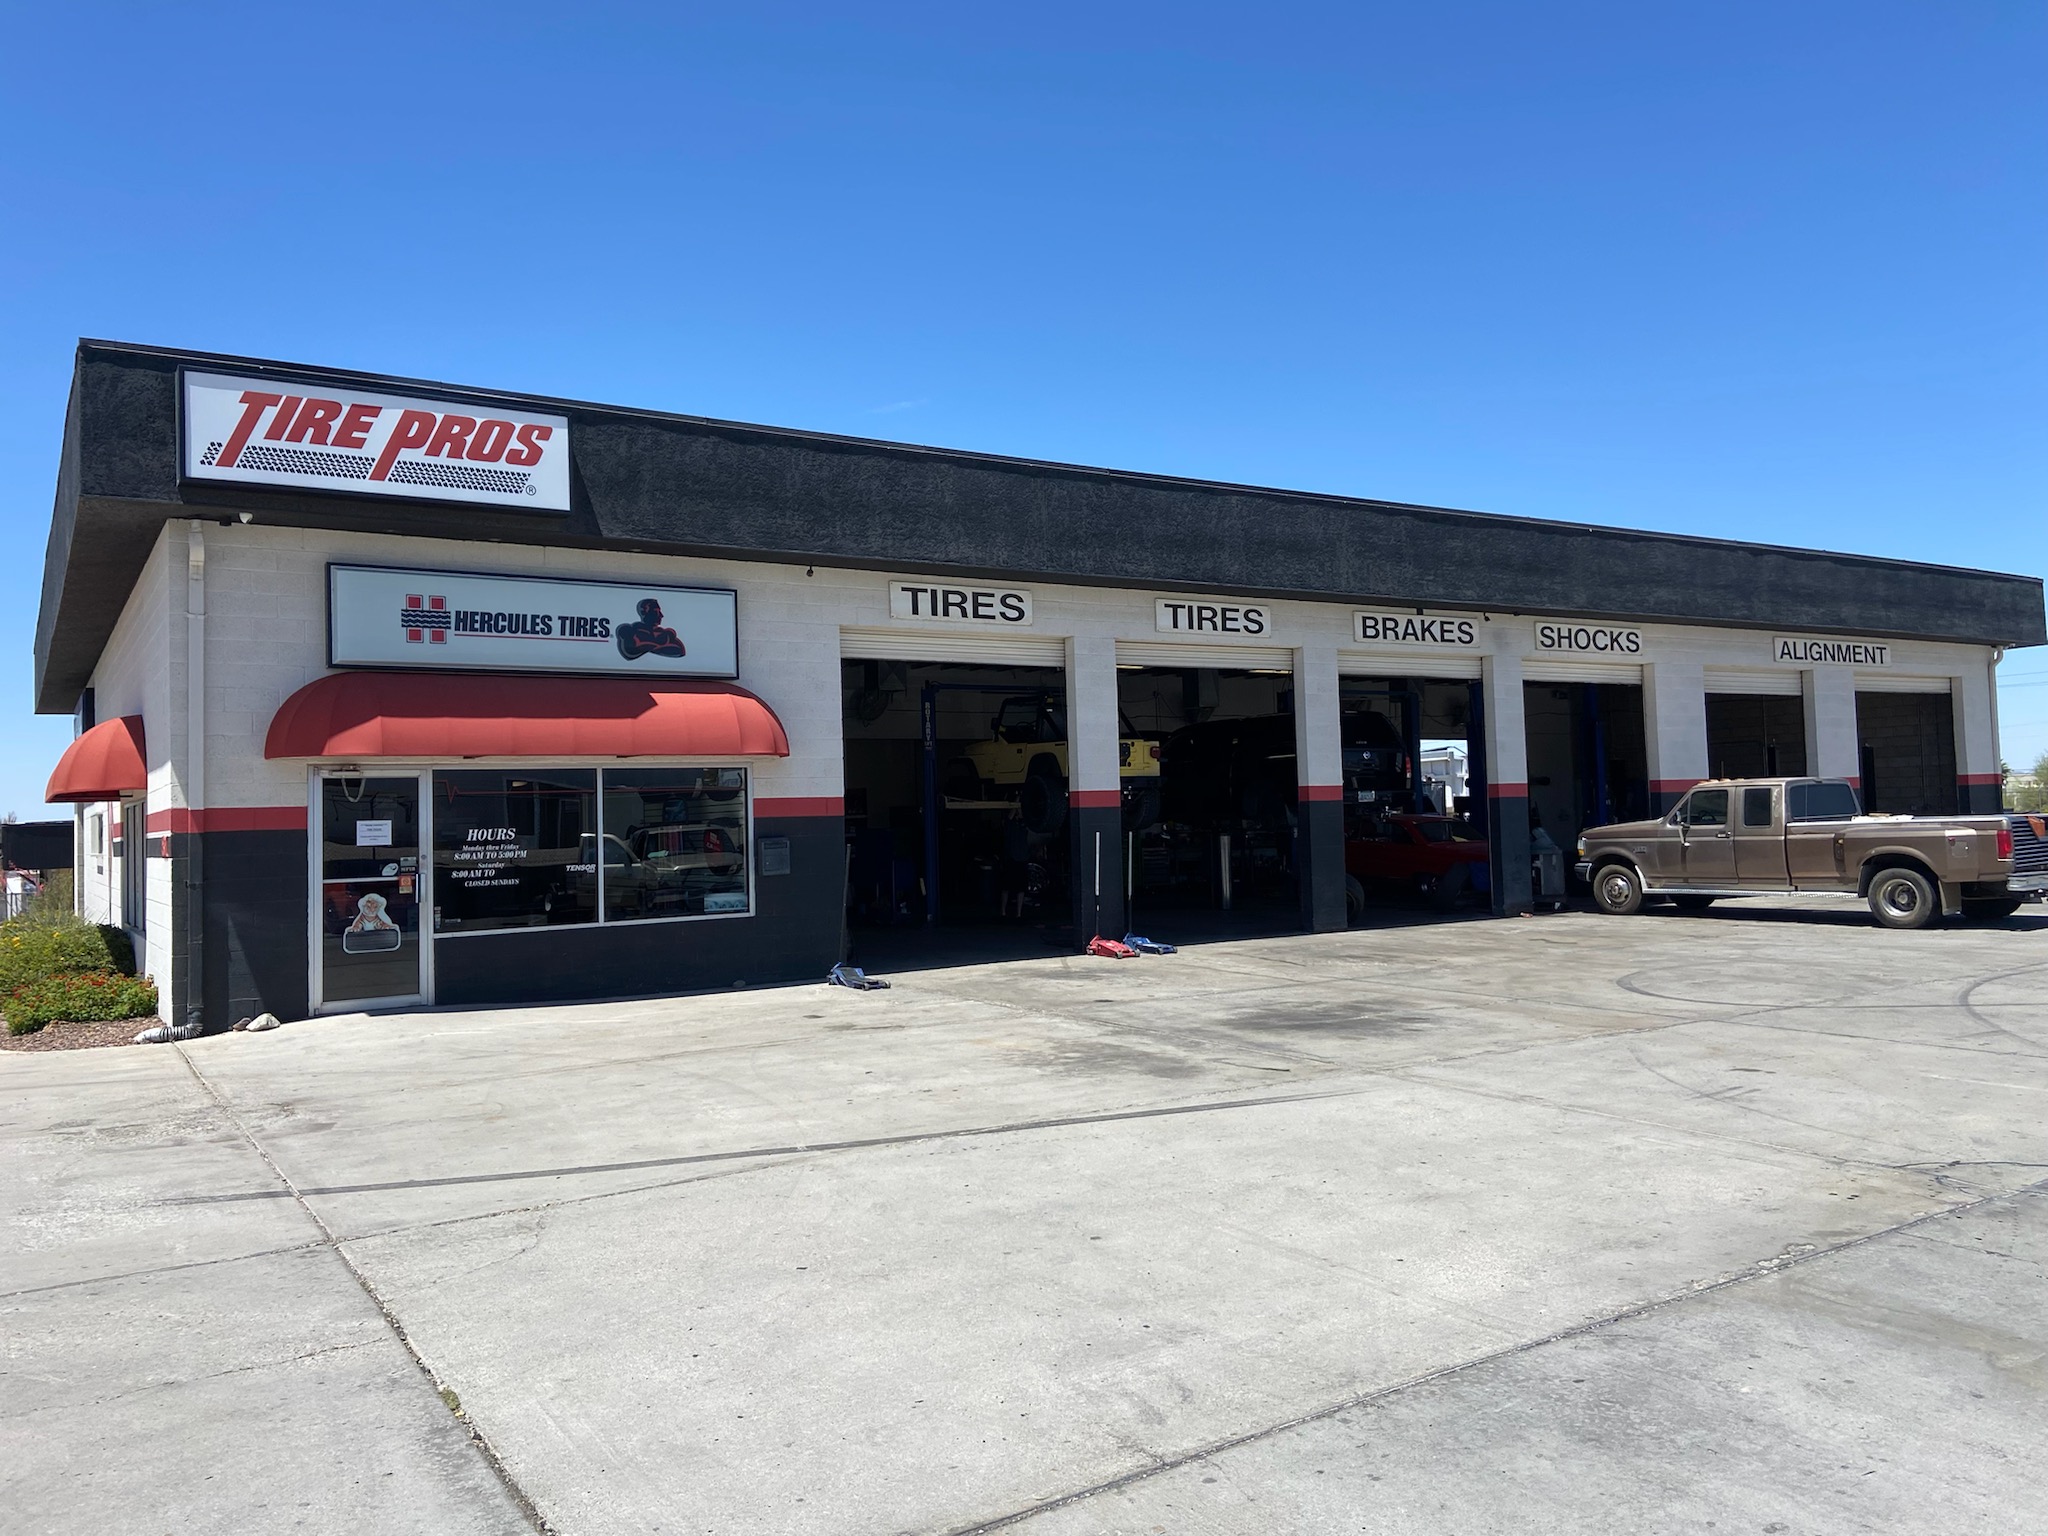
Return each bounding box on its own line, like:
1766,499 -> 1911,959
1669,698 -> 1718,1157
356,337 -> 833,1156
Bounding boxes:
182,371 -> 571,512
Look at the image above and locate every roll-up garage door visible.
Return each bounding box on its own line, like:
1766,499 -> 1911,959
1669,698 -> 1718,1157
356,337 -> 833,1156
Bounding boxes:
839,627 -> 1067,667
1115,640 -> 1295,670
1522,658 -> 1644,684
1337,650 -> 1482,680
1852,673 -> 1952,695
1703,667 -> 1801,696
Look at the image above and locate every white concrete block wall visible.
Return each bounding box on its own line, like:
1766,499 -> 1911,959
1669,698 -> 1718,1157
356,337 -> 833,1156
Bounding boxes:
1802,666 -> 1862,784
79,525 -> 178,1013
1292,645 -> 1343,791
63,519 -> 2013,1003
1951,661 -> 2000,782
1642,661 -> 1709,807
1064,635 -> 1122,799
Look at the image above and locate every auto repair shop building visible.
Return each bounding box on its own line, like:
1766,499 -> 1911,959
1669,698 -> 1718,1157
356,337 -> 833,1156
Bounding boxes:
34,342 -> 2047,1029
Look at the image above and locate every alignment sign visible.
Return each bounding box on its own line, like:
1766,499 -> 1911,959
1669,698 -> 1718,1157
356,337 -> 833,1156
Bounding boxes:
183,371 -> 572,511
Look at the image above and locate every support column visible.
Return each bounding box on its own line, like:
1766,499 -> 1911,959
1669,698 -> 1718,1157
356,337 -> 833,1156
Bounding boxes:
1642,661 -> 1708,815
1293,644 -> 1346,931
1801,665 -> 1860,786
1953,661 -> 2003,813
1482,654 -> 1532,916
1065,635 -> 1124,941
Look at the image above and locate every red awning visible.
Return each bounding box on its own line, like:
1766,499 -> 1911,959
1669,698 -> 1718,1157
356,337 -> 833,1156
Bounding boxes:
46,716 -> 148,804
264,673 -> 790,760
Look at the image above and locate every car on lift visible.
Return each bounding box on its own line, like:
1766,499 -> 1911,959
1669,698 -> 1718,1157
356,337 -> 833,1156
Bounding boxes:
943,694 -> 1162,834
1344,810 -> 1490,919
1161,708 -> 1413,830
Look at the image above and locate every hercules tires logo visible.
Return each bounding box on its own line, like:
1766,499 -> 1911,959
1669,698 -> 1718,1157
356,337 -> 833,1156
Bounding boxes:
183,371 -> 571,511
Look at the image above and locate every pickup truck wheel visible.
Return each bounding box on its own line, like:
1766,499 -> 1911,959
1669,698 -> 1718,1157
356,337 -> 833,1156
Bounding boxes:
1591,863 -> 1644,916
1867,867 -> 1936,930
1671,895 -> 1716,913
1961,897 -> 2023,922
1345,876 -> 1365,924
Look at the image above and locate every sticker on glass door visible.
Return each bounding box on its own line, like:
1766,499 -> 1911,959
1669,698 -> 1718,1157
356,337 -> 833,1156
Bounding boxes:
320,775 -> 423,1007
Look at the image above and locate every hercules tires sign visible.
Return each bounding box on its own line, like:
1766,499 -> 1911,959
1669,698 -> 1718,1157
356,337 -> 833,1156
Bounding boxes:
182,371 -> 572,511
328,565 -> 738,677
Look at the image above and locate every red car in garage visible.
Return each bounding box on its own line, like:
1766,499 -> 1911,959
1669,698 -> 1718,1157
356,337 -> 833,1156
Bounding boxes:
1345,811 -> 1490,917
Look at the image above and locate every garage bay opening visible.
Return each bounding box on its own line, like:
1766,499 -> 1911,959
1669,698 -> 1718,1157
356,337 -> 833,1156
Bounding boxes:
1523,679 -> 1648,902
1338,675 -> 1488,925
1117,663 -> 1300,937
841,657 -> 1082,966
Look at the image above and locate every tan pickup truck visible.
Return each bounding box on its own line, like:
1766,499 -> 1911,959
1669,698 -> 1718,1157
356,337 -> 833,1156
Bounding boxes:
1574,777 -> 2048,930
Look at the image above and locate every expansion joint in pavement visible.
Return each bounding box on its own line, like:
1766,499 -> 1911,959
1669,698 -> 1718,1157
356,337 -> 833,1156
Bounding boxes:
172,1045 -> 556,1535
938,1176 -> 2048,1536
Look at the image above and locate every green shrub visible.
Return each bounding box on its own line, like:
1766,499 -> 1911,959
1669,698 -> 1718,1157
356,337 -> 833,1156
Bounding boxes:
4,971 -> 159,1035
0,917 -> 119,995
96,924 -> 136,976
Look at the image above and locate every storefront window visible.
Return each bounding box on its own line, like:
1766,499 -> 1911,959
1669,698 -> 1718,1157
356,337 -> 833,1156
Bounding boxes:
601,767 -> 750,921
432,770 -> 598,933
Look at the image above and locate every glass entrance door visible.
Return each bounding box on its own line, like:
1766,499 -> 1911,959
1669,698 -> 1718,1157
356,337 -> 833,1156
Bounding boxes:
318,773 -> 425,1009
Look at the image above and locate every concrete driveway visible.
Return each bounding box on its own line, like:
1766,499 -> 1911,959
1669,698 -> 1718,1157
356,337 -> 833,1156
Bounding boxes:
6,898 -> 2047,1534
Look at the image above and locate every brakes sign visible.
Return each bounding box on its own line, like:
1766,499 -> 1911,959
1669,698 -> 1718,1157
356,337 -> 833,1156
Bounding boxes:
181,371 -> 570,511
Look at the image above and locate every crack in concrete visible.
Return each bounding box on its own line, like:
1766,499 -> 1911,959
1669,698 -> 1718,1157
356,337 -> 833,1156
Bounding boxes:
936,1179 -> 2048,1536
1,1338 -> 381,1423
171,1044 -> 554,1535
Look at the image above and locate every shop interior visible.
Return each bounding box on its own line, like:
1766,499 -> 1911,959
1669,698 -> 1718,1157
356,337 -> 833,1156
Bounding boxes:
1335,675 -> 1487,922
1115,664 -> 1300,937
1706,694 -> 1809,780
841,658 -> 1074,963
1857,691 -> 1959,814
1524,682 -> 1650,885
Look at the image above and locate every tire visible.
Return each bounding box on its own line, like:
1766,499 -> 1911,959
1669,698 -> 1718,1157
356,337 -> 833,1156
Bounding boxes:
1345,875 -> 1366,924
1867,866 -> 1936,930
1427,861 -> 1470,912
1122,783 -> 1162,832
1019,768 -> 1068,835
1961,897 -> 2023,923
1671,895 -> 1716,913
1591,862 -> 1645,916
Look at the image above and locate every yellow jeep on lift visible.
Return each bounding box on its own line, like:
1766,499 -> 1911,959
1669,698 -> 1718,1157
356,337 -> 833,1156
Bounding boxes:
944,694 -> 1161,834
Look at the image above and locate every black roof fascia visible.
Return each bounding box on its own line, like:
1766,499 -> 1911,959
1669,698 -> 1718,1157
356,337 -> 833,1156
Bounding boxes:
33,339 -> 2047,714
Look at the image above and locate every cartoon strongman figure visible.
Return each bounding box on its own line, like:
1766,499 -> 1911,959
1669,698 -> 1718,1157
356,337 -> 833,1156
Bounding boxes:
616,598 -> 688,660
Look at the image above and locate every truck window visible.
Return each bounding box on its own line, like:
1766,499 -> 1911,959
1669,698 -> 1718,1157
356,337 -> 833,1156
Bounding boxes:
1742,787 -> 1773,828
1685,789 -> 1729,827
1788,781 -> 1861,822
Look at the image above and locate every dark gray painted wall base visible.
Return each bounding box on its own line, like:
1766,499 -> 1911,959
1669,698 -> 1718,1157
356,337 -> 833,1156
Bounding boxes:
1489,795 -> 1535,915
1297,800 -> 1347,932
434,813 -> 843,1008
1067,806 -> 1125,939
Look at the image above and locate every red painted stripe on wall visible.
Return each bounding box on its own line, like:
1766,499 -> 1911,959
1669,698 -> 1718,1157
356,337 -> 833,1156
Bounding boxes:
1071,789 -> 1121,809
1297,784 -> 1343,802
1959,773 -> 2002,786
1487,782 -> 1528,799
754,796 -> 844,818
146,806 -> 308,835
1651,779 -> 1701,794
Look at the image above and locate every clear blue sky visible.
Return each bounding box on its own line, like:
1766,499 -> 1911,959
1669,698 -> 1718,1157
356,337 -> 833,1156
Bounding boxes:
3,2 -> 2043,819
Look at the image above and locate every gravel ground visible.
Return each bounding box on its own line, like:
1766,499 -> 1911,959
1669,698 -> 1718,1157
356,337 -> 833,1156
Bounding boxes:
0,1016 -> 148,1051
